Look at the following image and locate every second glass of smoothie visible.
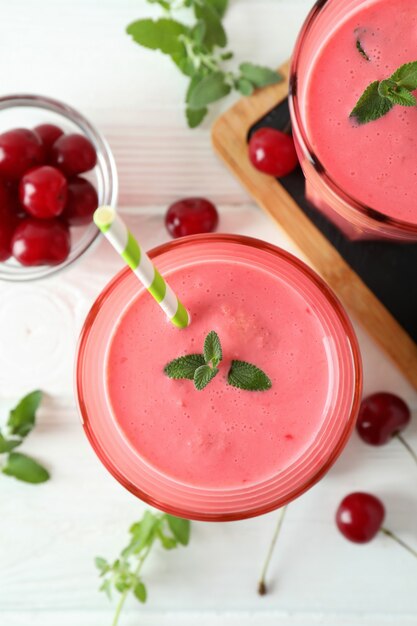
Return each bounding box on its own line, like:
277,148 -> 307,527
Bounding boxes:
76,234 -> 362,521
290,0 -> 417,241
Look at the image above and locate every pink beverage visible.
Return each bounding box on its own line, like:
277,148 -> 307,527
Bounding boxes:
76,235 -> 362,521
290,0 -> 417,241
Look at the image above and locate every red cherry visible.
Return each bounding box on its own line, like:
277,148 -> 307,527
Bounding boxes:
19,166 -> 68,219
12,218 -> 70,266
50,134 -> 97,176
0,128 -> 44,181
0,181 -> 19,261
336,493 -> 385,544
34,124 -> 64,157
62,177 -> 98,226
165,197 -> 219,238
248,128 -> 298,177
357,393 -> 411,446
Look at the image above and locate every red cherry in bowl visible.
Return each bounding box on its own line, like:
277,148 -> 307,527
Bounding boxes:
248,128 -> 298,177
62,177 -> 98,226
34,124 -> 64,157
12,218 -> 71,266
165,197 -> 219,238
336,492 -> 385,544
0,128 -> 44,181
19,166 -> 68,219
356,392 -> 411,446
51,133 -> 97,176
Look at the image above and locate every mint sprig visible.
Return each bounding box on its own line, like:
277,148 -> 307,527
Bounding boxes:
164,330 -> 271,392
164,330 -> 221,390
126,0 -> 282,128
350,60 -> 417,124
96,510 -> 190,626
0,390 -> 50,484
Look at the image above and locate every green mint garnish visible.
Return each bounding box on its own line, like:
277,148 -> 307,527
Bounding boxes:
194,364 -> 219,390
204,330 -> 222,366
356,38 -> 370,62
2,452 -> 50,484
0,390 -> 50,484
164,354 -> 205,380
126,0 -> 282,128
96,510 -> 190,626
350,60 -> 417,125
165,330 -> 222,391
228,360 -> 272,392
164,331 -> 271,392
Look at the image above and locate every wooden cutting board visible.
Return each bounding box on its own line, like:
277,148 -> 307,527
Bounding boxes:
212,60 -> 417,390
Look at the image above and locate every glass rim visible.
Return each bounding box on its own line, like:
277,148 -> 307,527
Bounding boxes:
289,0 -> 417,236
0,93 -> 118,282
76,233 -> 363,521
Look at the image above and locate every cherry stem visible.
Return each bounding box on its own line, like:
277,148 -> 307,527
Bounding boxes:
380,527 -> 417,560
282,119 -> 292,135
258,505 -> 287,595
396,433 -> 417,466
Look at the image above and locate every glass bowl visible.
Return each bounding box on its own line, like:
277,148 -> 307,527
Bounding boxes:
0,94 -> 118,281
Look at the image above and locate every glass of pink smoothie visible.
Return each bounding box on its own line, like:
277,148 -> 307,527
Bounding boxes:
290,0 -> 417,241
76,235 -> 362,521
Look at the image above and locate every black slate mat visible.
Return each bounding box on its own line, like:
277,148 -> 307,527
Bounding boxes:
249,99 -> 417,343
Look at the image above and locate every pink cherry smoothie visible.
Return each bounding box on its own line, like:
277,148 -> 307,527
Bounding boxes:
304,0 -> 417,223
104,238 -> 359,493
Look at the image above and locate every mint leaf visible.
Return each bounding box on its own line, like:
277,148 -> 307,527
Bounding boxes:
386,86 -> 417,107
193,3 -> 227,50
194,364 -> 218,390
2,452 -> 50,484
165,514 -> 191,545
0,433 -> 21,453
391,61 -> 417,91
228,360 -> 272,392
379,78 -> 416,106
239,63 -> 282,88
356,38 -> 370,61
157,528 -> 178,550
95,557 -> 110,575
188,72 -> 231,109
350,80 -> 394,124
99,578 -> 112,600
164,354 -> 205,379
134,581 -> 147,603
204,330 -> 222,366
237,77 -> 254,96
206,0 -> 228,18
186,106 -> 208,128
378,78 -> 399,98
191,20 -> 206,45
123,511 -> 160,557
126,18 -> 189,56
7,390 -> 42,438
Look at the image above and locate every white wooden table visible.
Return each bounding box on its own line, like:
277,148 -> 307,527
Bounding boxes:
1,2 -> 417,625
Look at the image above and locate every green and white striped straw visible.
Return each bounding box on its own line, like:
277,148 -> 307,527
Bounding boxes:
94,206 -> 191,329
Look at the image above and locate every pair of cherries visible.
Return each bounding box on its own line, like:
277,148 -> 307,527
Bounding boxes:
337,392 -> 416,558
